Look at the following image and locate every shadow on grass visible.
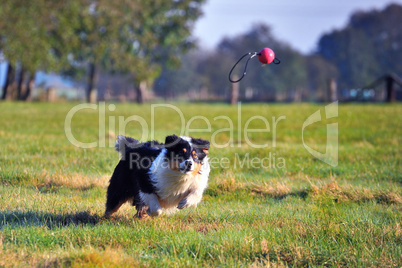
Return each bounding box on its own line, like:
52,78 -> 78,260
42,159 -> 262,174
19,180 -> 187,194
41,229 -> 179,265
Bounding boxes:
251,189 -> 310,201
271,189 -> 310,200
0,210 -> 101,229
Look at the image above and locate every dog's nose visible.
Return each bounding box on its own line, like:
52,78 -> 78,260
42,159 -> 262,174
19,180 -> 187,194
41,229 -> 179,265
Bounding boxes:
179,160 -> 193,173
184,160 -> 193,171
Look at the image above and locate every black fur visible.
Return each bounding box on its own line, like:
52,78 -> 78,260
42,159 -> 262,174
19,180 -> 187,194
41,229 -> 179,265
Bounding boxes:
106,139 -> 161,217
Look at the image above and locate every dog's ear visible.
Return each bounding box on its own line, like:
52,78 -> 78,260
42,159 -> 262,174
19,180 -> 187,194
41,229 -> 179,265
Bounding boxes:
192,138 -> 210,154
165,134 -> 180,147
201,141 -> 210,155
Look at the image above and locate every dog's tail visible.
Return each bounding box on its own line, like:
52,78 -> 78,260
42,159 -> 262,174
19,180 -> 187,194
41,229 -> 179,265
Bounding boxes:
115,135 -> 140,154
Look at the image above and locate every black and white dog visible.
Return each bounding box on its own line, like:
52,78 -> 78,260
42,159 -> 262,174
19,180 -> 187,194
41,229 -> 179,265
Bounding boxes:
105,134 -> 210,218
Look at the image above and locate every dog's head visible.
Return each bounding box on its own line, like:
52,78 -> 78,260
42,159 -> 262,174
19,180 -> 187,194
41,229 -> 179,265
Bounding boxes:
164,135 -> 209,175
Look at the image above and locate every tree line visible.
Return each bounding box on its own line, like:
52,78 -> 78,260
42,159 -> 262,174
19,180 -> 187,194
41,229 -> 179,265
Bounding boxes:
155,3 -> 402,102
0,0 -> 205,103
1,2 -> 401,103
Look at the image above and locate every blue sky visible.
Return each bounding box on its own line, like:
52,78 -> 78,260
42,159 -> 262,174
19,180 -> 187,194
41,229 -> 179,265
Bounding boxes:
193,0 -> 400,53
0,63 -> 6,88
1,0 -> 400,87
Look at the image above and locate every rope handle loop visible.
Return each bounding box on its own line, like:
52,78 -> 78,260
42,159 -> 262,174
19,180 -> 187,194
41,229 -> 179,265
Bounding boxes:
228,52 -> 257,83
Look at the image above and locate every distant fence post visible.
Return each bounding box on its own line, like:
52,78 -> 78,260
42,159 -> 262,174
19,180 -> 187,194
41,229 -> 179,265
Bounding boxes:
385,75 -> 395,103
328,78 -> 337,102
230,75 -> 239,105
47,88 -> 58,102
89,90 -> 98,103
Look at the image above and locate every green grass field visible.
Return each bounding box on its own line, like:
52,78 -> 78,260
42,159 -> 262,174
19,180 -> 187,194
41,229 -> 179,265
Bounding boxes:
0,102 -> 401,267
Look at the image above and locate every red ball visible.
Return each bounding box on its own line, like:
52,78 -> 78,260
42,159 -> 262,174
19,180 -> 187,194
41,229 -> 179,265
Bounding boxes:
258,48 -> 275,64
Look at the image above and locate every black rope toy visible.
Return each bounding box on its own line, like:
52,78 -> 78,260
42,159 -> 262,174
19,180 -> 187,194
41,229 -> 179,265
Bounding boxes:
229,48 -> 280,83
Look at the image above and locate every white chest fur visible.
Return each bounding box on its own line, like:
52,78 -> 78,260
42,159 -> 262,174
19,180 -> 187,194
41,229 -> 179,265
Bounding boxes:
147,148 -> 210,209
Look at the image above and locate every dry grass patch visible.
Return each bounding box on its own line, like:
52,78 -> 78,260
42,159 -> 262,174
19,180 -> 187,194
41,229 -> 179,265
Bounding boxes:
251,182 -> 291,199
35,171 -> 109,192
248,178 -> 401,205
255,240 -> 316,267
196,222 -> 220,235
309,180 -> 402,204
66,248 -> 140,268
210,172 -> 244,194
0,247 -> 140,268
0,249 -> 33,268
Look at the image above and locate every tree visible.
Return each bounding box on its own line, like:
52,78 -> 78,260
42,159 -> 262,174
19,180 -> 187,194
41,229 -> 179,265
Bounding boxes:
0,0 -> 64,100
0,1 -> 84,100
1,0 -> 206,103
318,27 -> 378,89
53,0 -> 134,103
112,0 -> 206,103
305,54 -> 338,101
1,63 -> 15,100
317,3 -> 402,89
350,4 -> 402,76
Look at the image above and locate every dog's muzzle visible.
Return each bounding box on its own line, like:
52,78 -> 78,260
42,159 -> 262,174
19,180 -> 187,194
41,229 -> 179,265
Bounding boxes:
179,160 -> 193,173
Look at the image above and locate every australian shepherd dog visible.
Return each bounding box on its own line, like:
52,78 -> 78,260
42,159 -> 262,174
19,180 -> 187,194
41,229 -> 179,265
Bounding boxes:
105,134 -> 210,218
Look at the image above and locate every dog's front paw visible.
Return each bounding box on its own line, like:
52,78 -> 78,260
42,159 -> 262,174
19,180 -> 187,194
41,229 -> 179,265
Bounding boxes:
177,198 -> 189,209
136,206 -> 149,219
